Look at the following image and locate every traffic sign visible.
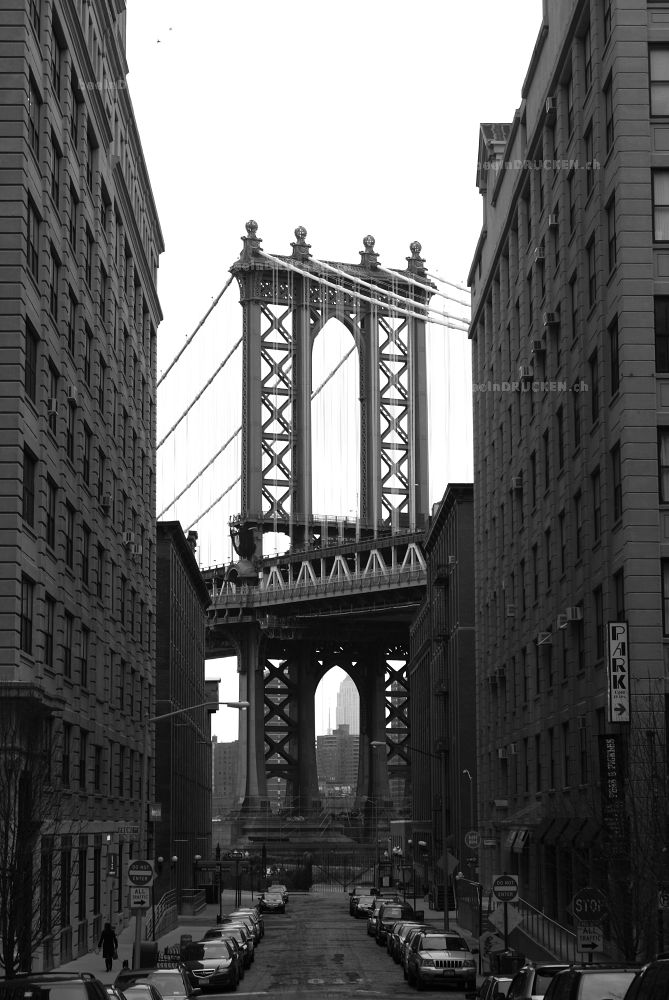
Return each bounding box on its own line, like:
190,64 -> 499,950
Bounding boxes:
127,859 -> 155,887
570,887 -> 607,924
129,885 -> 150,908
491,873 -> 519,903
577,923 -> 603,953
464,830 -> 481,850
489,903 -> 523,933
659,888 -> 669,911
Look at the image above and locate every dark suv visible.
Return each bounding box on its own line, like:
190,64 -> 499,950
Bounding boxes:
621,956 -> 669,1000
0,972 -> 108,1000
543,966 -> 639,1000
506,964 -> 571,1000
374,901 -> 415,946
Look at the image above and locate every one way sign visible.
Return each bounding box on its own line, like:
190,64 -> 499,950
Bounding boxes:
607,622 -> 629,724
577,923 -> 603,953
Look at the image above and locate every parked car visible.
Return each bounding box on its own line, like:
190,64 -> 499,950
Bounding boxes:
476,976 -> 514,1000
366,895 -> 402,935
1,972 -> 109,1000
267,883 -> 289,903
120,985 -> 166,1000
374,901 -> 416,946
216,926 -> 254,969
387,921 -> 425,962
230,908 -> 264,940
181,939 -> 241,993
542,966 -> 639,1000
106,987 -> 129,1000
259,892 -> 285,913
349,884 -> 376,915
620,955 -> 669,1000
506,964 -> 572,1000
353,894 -> 377,919
406,930 -> 478,991
114,968 -> 199,1000
401,925 -> 433,976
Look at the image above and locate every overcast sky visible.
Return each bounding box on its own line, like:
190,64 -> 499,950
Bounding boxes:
125,0 -> 542,738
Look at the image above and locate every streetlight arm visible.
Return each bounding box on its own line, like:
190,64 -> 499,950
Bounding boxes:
370,740 -> 441,762
147,700 -> 249,723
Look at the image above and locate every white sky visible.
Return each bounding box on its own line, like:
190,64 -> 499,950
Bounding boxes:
124,0 -> 542,739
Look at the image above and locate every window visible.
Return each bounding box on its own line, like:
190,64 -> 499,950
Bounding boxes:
27,199 -> 40,282
97,449 -> 106,501
63,612 -> 73,678
99,265 -> 107,323
663,560 -> 669,635
592,467 -> 602,541
567,172 -> 575,232
573,383 -> 581,446
66,290 -> 77,355
46,477 -> 56,548
78,846 -> 87,919
527,270 -> 533,328
65,502 -> 74,567
584,124 -> 594,196
583,23 -> 592,92
48,364 -> 58,435
594,585 -> 604,659
98,356 -> 107,413
84,227 -> 93,287
607,197 -> 617,271
69,184 -> 78,249
613,568 -> 625,620
556,407 -> 564,469
611,442 -> 622,520
589,350 -> 599,423
66,400 -> 75,461
44,595 -> 55,667
20,576 -> 34,654
530,451 -> 537,507
96,544 -> 105,599
29,0 -> 41,37
71,70 -> 81,146
93,746 -> 102,793
542,429 -> 550,491
532,544 -> 538,603
659,427 -> 669,502
79,729 -> 87,789
80,627 -> 89,687
574,490 -> 583,559
81,524 -> 90,584
62,723 -> 71,787
25,322 -> 38,401
28,76 -> 41,159
650,46 -> 669,117
22,447 -> 36,527
48,245 -> 60,318
49,133 -> 61,208
656,297 -> 669,372
609,315 -> 619,394
86,131 -> 95,192
569,273 -> 578,342
545,527 -> 552,588
604,76 -> 614,152
51,29 -> 63,99
559,510 -> 566,575
84,326 -> 92,384
520,559 -> 526,613
587,238 -> 596,308
562,722 -> 571,786
603,0 -> 611,43
653,170 -> 669,240
566,73 -> 574,136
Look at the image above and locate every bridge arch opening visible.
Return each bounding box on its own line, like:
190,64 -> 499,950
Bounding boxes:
315,667 -> 360,816
311,319 -> 359,521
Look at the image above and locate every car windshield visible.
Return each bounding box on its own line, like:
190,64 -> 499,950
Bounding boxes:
534,972 -> 564,996
382,907 -> 404,919
580,973 -> 637,1000
496,981 -> 512,997
183,942 -> 230,960
421,934 -> 468,951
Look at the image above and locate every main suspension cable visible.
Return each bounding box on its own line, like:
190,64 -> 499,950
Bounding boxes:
157,427 -> 242,518
157,274 -> 235,387
374,262 -> 471,311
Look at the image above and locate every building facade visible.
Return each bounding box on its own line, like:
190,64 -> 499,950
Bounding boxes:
316,723 -> 359,808
0,0 -> 162,972
154,523 -> 212,900
211,737 -> 239,849
408,484 -> 476,908
336,675 -> 360,734
469,0 -> 668,954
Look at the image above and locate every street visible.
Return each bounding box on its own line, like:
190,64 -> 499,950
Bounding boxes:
233,891 -> 473,998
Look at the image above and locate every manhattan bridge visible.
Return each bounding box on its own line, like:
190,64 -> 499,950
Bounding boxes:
157,221 -> 471,845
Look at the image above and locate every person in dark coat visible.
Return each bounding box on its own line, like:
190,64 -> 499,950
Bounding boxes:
98,922 -> 118,972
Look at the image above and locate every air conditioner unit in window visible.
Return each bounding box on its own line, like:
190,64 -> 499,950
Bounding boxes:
519,365 -> 533,379
131,543 -> 143,557
548,213 -> 559,228
101,493 -> 111,511
66,384 -> 78,405
47,397 -> 58,415
537,631 -> 553,645
534,246 -> 546,262
497,747 -> 508,759
511,476 -> 523,490
532,339 -> 546,353
122,530 -> 134,546
543,310 -> 558,327
556,612 -> 569,629
545,96 -> 558,120
566,606 -> 583,621
508,742 -> 518,755
506,604 -> 516,618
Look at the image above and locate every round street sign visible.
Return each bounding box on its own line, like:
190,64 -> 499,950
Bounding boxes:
491,873 -> 520,903
127,859 -> 155,887
464,830 -> 481,850
571,887 -> 607,923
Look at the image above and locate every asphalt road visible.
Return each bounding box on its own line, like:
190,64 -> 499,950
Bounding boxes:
230,891 -> 472,998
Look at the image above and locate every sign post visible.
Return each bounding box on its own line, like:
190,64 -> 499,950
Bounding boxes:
571,887 -> 607,960
491,874 -> 520,950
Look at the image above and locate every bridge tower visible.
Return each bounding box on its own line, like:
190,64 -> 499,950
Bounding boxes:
207,223 -> 434,835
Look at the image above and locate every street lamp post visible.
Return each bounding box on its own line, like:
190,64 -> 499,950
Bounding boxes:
134,700 -> 249,968
371,740 -> 450,931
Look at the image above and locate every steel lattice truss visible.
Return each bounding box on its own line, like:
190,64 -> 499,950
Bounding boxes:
264,653 -> 298,782
377,316 -> 410,525
260,303 -> 293,521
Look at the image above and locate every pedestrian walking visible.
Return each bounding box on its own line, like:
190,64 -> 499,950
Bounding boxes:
98,922 -> 118,972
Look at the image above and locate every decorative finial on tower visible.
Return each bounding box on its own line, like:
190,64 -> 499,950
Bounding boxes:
406,240 -> 427,277
359,234 -> 379,270
239,220 -> 262,261
291,225 -> 311,261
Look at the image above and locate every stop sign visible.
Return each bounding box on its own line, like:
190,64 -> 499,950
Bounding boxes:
127,859 -> 155,887
491,873 -> 519,903
571,887 -> 607,923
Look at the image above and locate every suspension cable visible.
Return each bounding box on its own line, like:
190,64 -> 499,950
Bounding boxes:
427,271 -> 470,294
156,335 -> 243,450
157,275 -> 235,387
185,476 -> 241,534
157,427 -> 242,518
374,262 -> 471,311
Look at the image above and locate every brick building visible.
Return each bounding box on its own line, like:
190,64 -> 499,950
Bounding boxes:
469,0 -> 668,949
0,0 -> 162,970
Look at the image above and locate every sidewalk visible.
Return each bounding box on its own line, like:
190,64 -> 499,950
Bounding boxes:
57,890 -> 477,986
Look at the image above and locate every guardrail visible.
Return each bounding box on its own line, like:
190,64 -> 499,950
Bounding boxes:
513,897 -> 578,961
144,889 -> 177,941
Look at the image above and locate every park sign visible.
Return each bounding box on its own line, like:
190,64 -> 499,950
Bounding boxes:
606,622 -> 629,723
127,859 -> 155,887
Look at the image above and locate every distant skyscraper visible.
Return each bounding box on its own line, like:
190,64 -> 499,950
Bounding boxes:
336,675 -> 359,734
